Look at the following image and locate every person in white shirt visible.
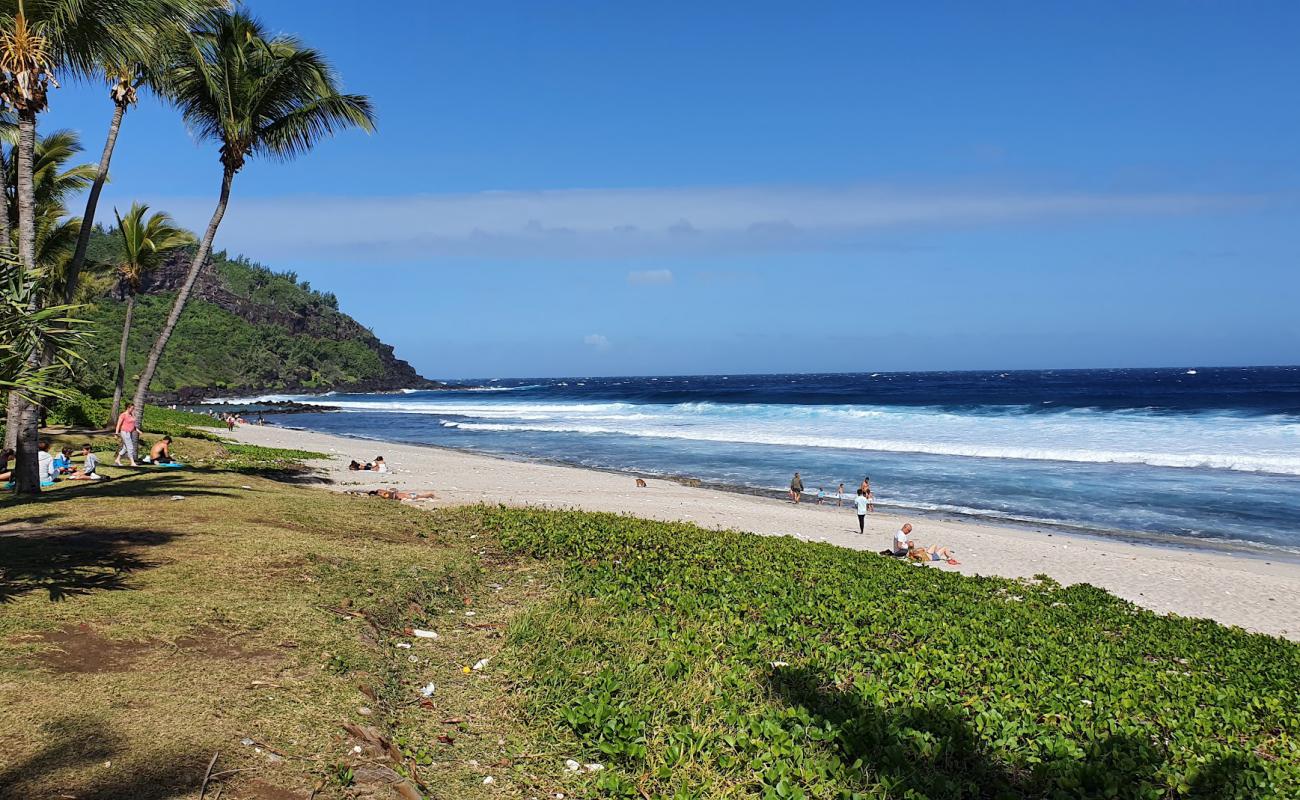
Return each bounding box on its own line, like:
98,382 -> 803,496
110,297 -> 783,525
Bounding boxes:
854,489 -> 870,533
892,523 -> 914,555
37,441 -> 56,485
374,456 -> 389,473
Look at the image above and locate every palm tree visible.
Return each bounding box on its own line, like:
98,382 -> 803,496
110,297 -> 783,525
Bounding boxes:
107,203 -> 192,419
2,127 -> 91,451
130,10 -> 374,422
0,0 -> 213,493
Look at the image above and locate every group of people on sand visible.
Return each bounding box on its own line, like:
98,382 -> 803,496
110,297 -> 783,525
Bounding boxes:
890,522 -> 959,565
786,471 -> 958,564
790,473 -> 877,531
347,456 -> 388,473
113,403 -> 177,468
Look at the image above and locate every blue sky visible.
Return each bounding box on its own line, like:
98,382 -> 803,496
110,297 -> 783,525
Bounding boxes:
43,0 -> 1300,378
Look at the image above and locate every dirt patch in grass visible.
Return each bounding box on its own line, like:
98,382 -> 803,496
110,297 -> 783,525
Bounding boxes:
231,778 -> 311,800
26,624 -> 154,674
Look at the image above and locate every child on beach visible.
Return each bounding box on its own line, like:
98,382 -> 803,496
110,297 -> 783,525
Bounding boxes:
837,482 -> 846,507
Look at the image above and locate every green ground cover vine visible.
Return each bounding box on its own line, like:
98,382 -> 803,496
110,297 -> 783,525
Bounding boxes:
485,508 -> 1300,799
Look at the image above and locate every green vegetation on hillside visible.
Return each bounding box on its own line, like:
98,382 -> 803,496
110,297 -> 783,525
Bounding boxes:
70,228 -> 415,396
79,292 -> 388,395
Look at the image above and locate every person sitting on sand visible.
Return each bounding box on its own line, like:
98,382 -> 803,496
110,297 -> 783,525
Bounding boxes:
145,436 -> 174,464
0,448 -> 13,483
373,456 -> 389,474
892,523 -> 914,555
790,472 -> 803,504
70,444 -> 103,481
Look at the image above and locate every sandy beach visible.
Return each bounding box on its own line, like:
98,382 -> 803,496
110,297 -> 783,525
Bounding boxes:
226,424 -> 1300,641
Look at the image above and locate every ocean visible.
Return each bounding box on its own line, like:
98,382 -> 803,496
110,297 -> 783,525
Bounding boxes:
227,367 -> 1300,553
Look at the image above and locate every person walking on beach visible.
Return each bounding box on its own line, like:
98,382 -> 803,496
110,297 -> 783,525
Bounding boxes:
837,482 -> 846,507
789,472 -> 803,503
115,402 -> 139,467
854,489 -> 869,534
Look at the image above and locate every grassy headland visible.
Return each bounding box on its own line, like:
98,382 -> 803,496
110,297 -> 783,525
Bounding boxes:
2,431 -> 1297,799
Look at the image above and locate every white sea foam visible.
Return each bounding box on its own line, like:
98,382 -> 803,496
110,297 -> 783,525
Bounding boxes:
271,394 -> 1300,476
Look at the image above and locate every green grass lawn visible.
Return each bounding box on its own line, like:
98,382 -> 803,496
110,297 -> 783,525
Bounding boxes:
2,443 -> 1297,799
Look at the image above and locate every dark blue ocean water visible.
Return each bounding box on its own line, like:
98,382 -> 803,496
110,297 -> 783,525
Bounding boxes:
230,367 -> 1300,552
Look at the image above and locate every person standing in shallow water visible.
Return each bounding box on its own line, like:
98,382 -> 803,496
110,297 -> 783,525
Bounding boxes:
789,472 -> 803,503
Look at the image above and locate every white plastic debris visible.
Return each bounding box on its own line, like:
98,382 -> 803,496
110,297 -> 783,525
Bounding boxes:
473,658 -> 490,671
770,661 -> 790,668
420,682 -> 436,697
584,763 -> 604,773
465,611 -> 476,617
483,776 -> 495,785
413,629 -> 439,639
395,642 -> 412,649
240,738 -> 255,746
351,745 -> 363,754
565,759 -> 581,772
170,495 -> 186,501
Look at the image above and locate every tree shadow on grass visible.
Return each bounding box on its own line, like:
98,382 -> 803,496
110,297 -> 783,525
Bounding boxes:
0,526 -> 178,603
766,666 -> 1253,799
1,470 -> 242,506
0,713 -> 216,800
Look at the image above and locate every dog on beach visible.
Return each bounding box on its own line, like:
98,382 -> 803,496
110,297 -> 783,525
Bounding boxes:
635,478 -> 647,488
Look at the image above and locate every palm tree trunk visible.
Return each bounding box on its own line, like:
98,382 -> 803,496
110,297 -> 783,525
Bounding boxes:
63,102 -> 126,305
0,141 -> 10,253
110,292 -> 136,421
131,168 -> 235,425
11,109 -> 41,494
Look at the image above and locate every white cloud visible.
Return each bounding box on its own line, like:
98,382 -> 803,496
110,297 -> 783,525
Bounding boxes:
125,183 -> 1250,263
583,333 -> 611,351
627,269 -> 674,286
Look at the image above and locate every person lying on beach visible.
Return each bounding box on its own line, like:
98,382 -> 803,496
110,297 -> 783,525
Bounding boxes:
362,488 -> 435,501
908,543 -> 959,565
70,444 -> 104,480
